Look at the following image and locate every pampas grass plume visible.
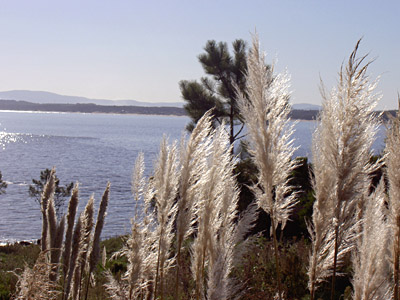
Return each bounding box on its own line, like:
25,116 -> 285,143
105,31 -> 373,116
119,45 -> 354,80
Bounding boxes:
191,124 -> 232,300
153,137 -> 179,299
308,39 -> 381,300
89,182 -> 110,275
352,180 -> 391,300
386,98 -> 400,299
41,167 -> 56,252
63,183 -> 79,280
174,110 -> 213,298
72,195 -> 94,300
63,215 -> 82,300
15,251 -> 60,300
236,33 -> 297,300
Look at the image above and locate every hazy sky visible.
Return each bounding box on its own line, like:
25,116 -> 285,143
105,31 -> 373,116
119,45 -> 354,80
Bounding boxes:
0,0 -> 398,109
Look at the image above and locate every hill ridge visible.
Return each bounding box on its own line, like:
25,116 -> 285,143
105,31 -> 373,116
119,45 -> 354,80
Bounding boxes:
0,90 -> 184,108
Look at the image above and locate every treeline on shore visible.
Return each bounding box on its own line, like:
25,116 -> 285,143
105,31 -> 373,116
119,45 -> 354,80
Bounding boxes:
0,99 -> 396,121
0,99 -> 187,116
0,99 -> 397,121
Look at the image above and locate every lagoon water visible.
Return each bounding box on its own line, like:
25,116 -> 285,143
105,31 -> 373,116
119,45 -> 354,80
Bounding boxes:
0,111 -> 386,243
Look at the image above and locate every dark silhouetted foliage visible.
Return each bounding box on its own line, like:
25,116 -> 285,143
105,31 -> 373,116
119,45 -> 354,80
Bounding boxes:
29,168 -> 73,216
180,39 -> 250,144
0,172 -> 7,195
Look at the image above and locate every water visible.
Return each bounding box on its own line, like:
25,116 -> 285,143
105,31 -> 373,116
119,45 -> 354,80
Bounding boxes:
0,111 -> 386,243
0,111 -> 189,243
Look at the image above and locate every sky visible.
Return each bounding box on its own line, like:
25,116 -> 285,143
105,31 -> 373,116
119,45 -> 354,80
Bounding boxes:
0,0 -> 399,110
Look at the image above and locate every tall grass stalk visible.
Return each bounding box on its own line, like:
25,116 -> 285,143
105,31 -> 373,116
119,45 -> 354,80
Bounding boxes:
42,170 -> 66,282
237,34 -> 298,300
191,123 -> 236,300
132,152 -> 146,221
138,165 -> 159,299
205,125 -> 241,300
84,183 -> 110,300
73,195 -> 94,300
15,251 -> 60,300
62,183 -> 79,285
63,215 -> 82,300
49,205 -> 65,282
174,111 -> 213,299
386,97 -> 400,300
106,153 -> 156,299
308,39 -> 380,300
40,168 -> 56,252
16,171 -> 110,300
352,180 -> 391,300
126,153 -> 148,299
104,269 -> 129,300
152,137 -> 179,300
105,112 -> 247,300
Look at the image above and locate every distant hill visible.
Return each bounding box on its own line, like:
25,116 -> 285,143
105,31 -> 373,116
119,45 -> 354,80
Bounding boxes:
0,90 -> 325,112
0,90 -> 184,108
292,103 -> 321,110
0,90 -> 329,120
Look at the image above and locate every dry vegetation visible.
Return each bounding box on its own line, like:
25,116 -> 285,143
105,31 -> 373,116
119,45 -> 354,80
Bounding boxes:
2,36 -> 400,300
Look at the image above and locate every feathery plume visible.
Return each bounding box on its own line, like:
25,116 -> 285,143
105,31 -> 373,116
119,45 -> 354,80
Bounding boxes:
71,254 -> 83,300
308,39 -> 381,300
14,251 -> 60,300
72,195 -> 94,300
126,153 -> 148,298
131,152 -> 146,221
84,183 -> 110,300
191,124 -> 229,300
233,201 -> 258,246
47,196 -> 58,253
49,215 -> 65,282
176,110 -> 213,247
386,97 -> 400,300
153,137 -> 179,300
174,110 -> 213,298
236,33 -> 298,300
352,180 -> 391,300
127,223 -> 143,298
104,270 -> 129,300
89,182 -> 110,274
206,126 -> 240,300
46,188 -> 66,282
63,183 -> 79,281
188,123 -> 240,300
63,215 -> 82,300
106,153 -> 155,300
41,167 -> 56,252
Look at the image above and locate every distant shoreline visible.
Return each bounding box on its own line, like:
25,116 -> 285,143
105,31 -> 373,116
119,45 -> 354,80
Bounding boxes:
0,109 -> 188,118
0,99 -> 321,120
0,99 -> 395,121
0,99 -> 186,116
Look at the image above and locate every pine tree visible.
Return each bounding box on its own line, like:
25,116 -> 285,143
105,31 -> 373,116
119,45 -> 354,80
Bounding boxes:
180,39 -> 249,145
